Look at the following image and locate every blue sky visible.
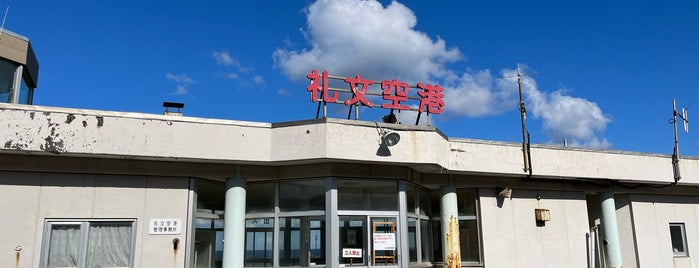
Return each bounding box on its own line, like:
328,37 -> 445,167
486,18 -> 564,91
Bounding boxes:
5,0 -> 699,155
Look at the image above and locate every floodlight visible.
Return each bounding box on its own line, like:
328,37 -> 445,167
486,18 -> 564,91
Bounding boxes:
382,132 -> 400,147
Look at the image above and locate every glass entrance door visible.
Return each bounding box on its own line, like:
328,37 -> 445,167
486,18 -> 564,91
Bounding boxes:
369,217 -> 398,267
339,216 -> 399,267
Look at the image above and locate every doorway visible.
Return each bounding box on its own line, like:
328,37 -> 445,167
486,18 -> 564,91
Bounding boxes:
339,216 -> 399,267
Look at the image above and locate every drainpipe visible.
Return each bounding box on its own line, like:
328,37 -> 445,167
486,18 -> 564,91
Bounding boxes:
440,183 -> 461,268
599,190 -> 622,268
223,166 -> 246,268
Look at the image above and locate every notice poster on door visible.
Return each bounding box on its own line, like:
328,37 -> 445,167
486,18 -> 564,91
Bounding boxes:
372,233 -> 395,251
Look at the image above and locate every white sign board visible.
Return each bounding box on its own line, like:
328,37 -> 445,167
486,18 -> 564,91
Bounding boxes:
149,218 -> 182,235
373,233 -> 396,251
342,248 -> 362,258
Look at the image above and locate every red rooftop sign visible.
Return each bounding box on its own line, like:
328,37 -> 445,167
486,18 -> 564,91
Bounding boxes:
306,69 -> 445,114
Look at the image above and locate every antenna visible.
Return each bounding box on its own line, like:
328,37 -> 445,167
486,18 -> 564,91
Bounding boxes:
517,64 -> 532,176
0,6 -> 7,39
671,98 -> 689,184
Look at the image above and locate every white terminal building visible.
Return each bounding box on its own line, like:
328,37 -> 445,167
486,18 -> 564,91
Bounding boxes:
1,29 -> 698,268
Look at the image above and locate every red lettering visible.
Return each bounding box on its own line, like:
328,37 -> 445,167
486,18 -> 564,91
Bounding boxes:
344,74 -> 374,107
306,69 -> 338,103
417,82 -> 445,114
381,79 -> 409,110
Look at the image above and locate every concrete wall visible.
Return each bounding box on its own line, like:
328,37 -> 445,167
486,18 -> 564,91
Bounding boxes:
479,188 -> 589,268
2,104 -> 697,186
629,194 -> 699,268
0,171 -> 190,268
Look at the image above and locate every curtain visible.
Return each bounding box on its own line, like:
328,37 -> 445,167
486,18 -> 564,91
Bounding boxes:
47,225 -> 80,268
85,223 -> 132,268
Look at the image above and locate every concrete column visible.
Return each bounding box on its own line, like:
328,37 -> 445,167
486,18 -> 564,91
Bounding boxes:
325,177 -> 339,268
223,168 -> 246,268
398,181 -> 409,267
599,190 -> 623,268
440,184 -> 461,268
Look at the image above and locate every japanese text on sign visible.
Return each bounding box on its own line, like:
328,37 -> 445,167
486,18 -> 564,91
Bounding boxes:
149,218 -> 182,235
342,248 -> 363,258
373,233 -> 396,251
306,69 -> 445,114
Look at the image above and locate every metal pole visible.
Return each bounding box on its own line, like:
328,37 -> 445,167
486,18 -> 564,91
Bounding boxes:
672,99 -> 681,183
223,166 -> 246,268
517,65 -> 530,173
599,190 -> 622,268
440,182 -> 461,268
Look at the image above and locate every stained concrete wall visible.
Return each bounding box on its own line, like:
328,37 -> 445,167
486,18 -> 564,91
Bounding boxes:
479,188 -> 589,268
2,104 -> 697,186
629,194 -> 699,268
0,171 -> 190,268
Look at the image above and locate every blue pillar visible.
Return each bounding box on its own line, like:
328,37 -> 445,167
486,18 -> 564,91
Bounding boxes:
600,190 -> 622,268
224,167 -> 246,268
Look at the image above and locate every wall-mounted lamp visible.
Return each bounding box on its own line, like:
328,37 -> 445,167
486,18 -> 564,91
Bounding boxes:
375,122 -> 400,156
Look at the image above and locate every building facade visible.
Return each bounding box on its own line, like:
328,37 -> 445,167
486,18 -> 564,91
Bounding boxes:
1,29 -> 698,268
1,102 -> 699,268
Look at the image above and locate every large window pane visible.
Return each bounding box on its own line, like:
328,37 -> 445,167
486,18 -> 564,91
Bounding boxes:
418,188 -> 431,216
338,180 -> 397,211
19,76 -> 33,104
457,189 -> 477,216
0,58 -> 17,103
459,220 -> 480,263
247,183 -> 275,213
419,219 -> 432,262
245,218 -> 274,267
279,180 -> 325,212
431,220 -> 443,262
47,224 -> 80,268
408,218 -> 417,262
85,222 -> 133,268
406,185 -> 417,214
278,217 -> 325,266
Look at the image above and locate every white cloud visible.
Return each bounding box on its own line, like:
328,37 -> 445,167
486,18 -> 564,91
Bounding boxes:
213,50 -> 237,66
443,69 -> 519,117
165,72 -> 196,95
253,75 -> 266,86
274,0 -> 612,148
172,85 -> 188,95
497,68 -> 612,148
278,88 -> 291,96
227,73 -> 239,80
273,0 -> 461,82
165,73 -> 196,84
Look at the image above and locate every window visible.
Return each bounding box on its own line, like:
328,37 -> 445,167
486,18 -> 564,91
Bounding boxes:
245,218 -> 274,267
278,217 -> 325,266
338,179 -> 397,211
0,58 -> 18,103
670,223 -> 689,257
41,220 -> 136,268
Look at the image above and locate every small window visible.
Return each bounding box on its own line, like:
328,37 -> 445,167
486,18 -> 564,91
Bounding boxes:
670,223 -> 689,257
41,220 -> 136,268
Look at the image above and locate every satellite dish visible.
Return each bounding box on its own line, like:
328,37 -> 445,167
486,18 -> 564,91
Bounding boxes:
383,132 -> 400,147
